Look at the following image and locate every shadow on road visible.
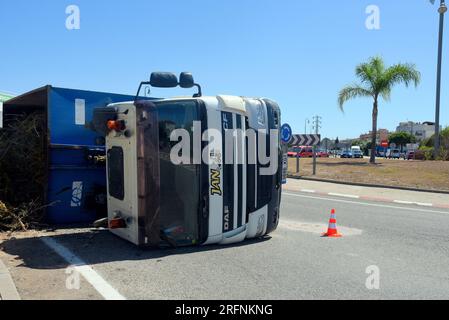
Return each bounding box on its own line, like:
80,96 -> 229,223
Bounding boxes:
0,229 -> 272,270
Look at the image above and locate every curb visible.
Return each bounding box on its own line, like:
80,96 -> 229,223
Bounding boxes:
0,259 -> 20,300
288,175 -> 449,195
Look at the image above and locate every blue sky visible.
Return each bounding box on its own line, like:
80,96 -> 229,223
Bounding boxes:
1,0 -> 448,139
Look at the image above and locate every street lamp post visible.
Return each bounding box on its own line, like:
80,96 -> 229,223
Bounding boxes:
304,118 -> 310,134
432,0 -> 447,158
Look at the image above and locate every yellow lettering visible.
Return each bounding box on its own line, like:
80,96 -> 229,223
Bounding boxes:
210,169 -> 222,196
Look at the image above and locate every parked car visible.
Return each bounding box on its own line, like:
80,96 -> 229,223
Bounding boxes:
387,149 -> 401,159
405,151 -> 416,160
298,146 -> 314,158
341,150 -> 353,158
288,147 -> 301,157
351,146 -> 362,154
288,146 -> 316,158
353,150 -> 364,158
317,150 -> 330,158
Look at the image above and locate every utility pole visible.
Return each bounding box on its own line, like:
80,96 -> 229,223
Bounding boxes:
312,115 -> 322,175
312,115 -> 322,135
431,0 -> 447,158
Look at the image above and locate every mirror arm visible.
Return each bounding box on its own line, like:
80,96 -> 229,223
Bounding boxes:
134,81 -> 151,102
193,83 -> 202,98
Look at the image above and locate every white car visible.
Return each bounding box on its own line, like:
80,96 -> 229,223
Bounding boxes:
387,149 -> 401,159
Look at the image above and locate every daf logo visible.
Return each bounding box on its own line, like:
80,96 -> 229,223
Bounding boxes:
224,206 -> 230,231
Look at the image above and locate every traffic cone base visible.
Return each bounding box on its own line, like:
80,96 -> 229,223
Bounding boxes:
322,232 -> 342,238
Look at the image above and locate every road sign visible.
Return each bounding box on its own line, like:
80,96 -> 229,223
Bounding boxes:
289,134 -> 321,146
281,123 -> 293,144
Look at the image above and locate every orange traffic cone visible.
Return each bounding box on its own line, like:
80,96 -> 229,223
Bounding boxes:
322,209 -> 342,238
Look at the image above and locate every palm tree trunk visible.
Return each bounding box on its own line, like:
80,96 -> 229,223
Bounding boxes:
370,99 -> 378,164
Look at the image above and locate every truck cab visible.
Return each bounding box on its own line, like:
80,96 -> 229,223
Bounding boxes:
92,73 -> 282,247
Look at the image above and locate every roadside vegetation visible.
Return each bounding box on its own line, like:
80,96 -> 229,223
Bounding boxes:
0,112 -> 47,231
418,126 -> 449,161
338,56 -> 421,164
288,157 -> 449,192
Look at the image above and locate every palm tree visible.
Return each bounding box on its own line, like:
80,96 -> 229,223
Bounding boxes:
338,56 -> 421,164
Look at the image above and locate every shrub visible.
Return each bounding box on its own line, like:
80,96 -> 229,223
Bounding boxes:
0,112 -> 47,231
414,150 -> 426,160
418,146 -> 434,161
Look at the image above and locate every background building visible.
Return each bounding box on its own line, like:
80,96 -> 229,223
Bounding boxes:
359,129 -> 390,143
396,121 -> 440,141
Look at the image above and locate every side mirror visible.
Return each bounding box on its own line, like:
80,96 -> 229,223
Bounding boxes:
179,72 -> 195,88
134,72 -> 203,102
150,72 -> 179,88
179,72 -> 202,97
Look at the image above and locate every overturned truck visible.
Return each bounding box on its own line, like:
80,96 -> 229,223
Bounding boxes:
92,72 -> 283,247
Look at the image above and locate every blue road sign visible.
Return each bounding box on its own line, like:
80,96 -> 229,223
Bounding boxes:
281,123 -> 293,144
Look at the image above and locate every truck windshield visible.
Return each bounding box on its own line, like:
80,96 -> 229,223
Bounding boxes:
155,100 -> 201,246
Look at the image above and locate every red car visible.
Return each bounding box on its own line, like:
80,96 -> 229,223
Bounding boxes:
288,147 -> 301,157
298,146 -> 314,158
317,150 -> 330,158
288,146 -> 321,158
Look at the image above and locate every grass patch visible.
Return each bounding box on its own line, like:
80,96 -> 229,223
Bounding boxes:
288,157 -> 449,192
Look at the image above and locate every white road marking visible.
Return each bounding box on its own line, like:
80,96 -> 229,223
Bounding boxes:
328,193 -> 360,199
393,200 -> 414,205
279,220 -> 363,236
416,203 -> 433,207
284,192 -> 449,215
394,200 -> 434,207
41,237 -> 126,300
301,189 -> 316,193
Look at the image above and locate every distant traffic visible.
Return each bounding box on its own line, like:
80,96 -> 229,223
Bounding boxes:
288,145 -> 419,160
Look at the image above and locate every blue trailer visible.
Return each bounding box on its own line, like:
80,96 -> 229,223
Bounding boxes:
3,86 -> 146,224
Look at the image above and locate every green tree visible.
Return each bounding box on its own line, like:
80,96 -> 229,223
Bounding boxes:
424,127 -> 449,160
338,57 -> 420,164
388,132 -> 416,152
421,127 -> 449,148
334,137 -> 340,150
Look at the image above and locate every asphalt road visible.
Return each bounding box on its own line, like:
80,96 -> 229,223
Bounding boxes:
3,189 -> 449,300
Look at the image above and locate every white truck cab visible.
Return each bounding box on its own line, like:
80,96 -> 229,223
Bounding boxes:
92,73 -> 282,247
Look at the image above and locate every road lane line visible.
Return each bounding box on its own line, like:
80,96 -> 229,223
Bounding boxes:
283,192 -> 449,215
416,203 -> 433,207
301,189 -> 316,193
41,237 -> 126,300
394,200 -> 414,205
328,193 -> 360,199
394,200 -> 434,207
